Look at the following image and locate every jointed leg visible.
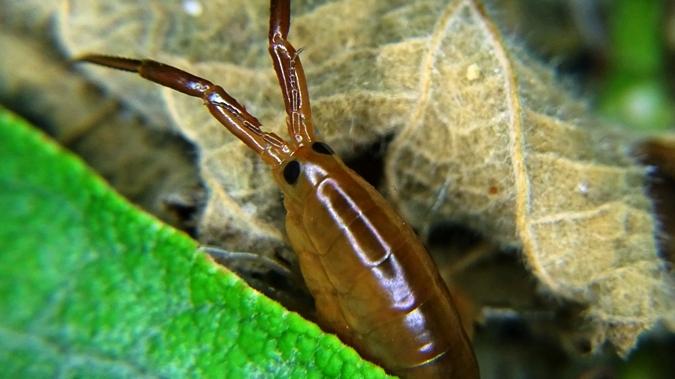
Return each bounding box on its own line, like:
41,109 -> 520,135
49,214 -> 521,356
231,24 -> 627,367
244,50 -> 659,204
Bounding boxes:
269,0 -> 315,146
77,55 -> 291,165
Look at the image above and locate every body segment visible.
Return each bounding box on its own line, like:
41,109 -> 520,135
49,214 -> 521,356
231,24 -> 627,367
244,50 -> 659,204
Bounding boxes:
275,145 -> 479,378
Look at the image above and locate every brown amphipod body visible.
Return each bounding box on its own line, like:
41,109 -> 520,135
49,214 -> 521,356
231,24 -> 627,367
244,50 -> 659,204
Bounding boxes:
79,0 -> 479,377
276,145 -> 479,378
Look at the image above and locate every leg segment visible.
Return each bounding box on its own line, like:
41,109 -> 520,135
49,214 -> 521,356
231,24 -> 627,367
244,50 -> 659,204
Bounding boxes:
269,0 -> 315,147
78,55 -> 291,165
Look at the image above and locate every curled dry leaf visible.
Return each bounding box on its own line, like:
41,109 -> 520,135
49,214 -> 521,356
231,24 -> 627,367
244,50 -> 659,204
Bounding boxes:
636,137 -> 675,267
59,0 -> 674,354
381,0 -> 675,353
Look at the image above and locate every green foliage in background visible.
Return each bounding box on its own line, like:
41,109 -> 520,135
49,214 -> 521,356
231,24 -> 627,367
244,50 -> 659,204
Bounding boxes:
600,0 -> 674,130
0,108 -> 390,378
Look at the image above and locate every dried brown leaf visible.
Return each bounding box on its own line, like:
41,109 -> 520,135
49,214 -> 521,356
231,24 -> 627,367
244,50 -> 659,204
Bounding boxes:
636,137 -> 675,267
59,0 -> 674,354
0,1 -> 201,228
380,1 -> 674,353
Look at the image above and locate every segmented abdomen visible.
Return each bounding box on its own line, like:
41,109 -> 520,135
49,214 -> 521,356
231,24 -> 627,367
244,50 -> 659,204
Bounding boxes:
284,164 -> 478,378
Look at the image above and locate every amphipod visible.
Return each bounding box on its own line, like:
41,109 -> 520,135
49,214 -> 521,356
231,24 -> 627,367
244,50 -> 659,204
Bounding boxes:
79,1 -> 479,377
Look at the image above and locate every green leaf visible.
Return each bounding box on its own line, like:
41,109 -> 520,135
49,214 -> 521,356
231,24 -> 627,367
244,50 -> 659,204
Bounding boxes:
0,107 -> 390,378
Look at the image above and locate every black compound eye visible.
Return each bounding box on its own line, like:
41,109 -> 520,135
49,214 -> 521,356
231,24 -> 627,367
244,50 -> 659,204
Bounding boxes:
283,160 -> 301,185
311,141 -> 334,155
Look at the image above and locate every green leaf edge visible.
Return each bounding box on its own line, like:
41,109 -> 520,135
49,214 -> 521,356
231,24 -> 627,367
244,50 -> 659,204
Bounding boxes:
0,106 -> 391,378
